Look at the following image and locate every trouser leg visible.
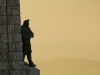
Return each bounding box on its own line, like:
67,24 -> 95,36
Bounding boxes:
23,54 -> 25,61
27,54 -> 36,67
27,54 -> 33,64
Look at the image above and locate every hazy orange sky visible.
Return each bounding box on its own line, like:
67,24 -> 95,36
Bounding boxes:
20,0 -> 100,61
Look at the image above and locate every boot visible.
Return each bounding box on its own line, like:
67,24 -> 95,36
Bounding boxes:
29,61 -> 36,67
27,54 -> 36,67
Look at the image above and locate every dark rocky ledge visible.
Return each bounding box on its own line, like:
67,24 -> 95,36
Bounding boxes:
24,62 -> 40,75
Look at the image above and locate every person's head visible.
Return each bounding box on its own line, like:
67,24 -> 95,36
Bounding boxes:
23,19 -> 30,26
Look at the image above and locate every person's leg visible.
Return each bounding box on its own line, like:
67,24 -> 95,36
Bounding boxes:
27,54 -> 32,63
23,54 -> 25,61
27,54 -> 36,67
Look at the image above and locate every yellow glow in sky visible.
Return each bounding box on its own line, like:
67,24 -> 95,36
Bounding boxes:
20,0 -> 100,61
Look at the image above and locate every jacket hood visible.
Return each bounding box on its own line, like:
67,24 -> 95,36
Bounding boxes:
23,19 -> 29,26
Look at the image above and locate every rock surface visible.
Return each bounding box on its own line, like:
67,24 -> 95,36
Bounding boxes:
24,62 -> 40,75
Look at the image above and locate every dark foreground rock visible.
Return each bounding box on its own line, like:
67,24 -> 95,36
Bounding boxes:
24,62 -> 40,75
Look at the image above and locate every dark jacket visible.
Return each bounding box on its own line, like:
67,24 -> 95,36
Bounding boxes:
21,20 -> 34,55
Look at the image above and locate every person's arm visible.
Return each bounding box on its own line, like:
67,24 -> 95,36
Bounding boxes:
31,31 -> 34,38
28,27 -> 34,38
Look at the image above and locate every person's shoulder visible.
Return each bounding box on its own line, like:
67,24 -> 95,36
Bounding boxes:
21,25 -> 25,30
21,25 -> 25,28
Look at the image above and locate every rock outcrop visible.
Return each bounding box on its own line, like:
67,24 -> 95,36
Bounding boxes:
24,62 -> 40,75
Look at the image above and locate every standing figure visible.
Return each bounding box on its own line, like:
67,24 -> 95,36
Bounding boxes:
21,19 -> 36,67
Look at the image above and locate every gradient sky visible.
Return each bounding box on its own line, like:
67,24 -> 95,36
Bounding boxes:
20,0 -> 100,61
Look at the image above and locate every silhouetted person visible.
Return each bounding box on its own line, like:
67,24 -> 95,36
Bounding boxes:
21,19 -> 36,67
